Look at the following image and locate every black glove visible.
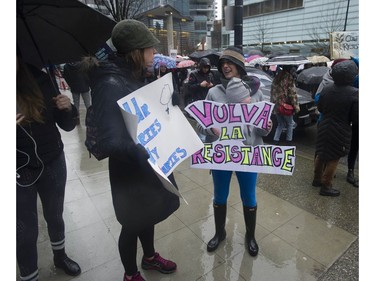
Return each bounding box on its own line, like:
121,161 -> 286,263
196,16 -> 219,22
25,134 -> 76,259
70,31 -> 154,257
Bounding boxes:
130,143 -> 150,163
172,91 -> 180,106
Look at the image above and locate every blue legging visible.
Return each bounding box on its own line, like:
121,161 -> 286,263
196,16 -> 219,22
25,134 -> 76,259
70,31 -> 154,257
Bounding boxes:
211,170 -> 258,207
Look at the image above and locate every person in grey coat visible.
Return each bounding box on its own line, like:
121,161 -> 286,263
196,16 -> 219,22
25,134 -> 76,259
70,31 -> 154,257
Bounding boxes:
198,47 -> 272,257
312,60 -> 359,197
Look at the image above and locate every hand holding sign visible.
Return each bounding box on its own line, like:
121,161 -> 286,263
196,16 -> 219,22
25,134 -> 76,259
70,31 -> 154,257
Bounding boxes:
185,100 -> 296,176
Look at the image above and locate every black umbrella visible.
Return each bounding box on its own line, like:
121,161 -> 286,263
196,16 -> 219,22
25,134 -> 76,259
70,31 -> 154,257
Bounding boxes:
296,66 -> 329,92
264,55 -> 311,66
188,50 -> 222,66
244,48 -> 264,56
17,0 -> 117,68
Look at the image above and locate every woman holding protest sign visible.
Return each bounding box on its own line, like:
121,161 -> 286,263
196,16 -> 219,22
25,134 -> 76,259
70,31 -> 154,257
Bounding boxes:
82,20 -> 180,281
197,47 -> 272,256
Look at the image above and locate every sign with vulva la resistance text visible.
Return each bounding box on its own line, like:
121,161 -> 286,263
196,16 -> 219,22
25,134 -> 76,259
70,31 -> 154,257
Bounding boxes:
185,100 -> 296,175
117,73 -> 203,178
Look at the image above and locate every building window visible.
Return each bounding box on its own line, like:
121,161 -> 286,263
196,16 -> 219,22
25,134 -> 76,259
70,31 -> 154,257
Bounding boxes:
262,1 -> 273,14
194,21 -> 207,31
248,3 -> 261,16
243,0 -> 303,17
274,0 -> 288,11
289,0 -> 303,9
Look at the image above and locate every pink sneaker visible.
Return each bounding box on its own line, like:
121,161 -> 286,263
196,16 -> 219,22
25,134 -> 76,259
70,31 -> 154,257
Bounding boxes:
141,252 -> 176,274
123,271 -> 145,281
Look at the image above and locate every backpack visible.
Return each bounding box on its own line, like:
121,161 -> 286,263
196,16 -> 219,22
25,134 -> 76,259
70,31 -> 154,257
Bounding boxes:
85,105 -> 108,160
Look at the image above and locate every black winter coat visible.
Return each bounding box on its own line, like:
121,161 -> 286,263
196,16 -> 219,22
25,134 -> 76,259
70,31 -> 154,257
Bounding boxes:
316,84 -> 358,161
86,56 -> 180,232
63,62 -> 90,93
17,64 -> 78,169
187,69 -> 214,101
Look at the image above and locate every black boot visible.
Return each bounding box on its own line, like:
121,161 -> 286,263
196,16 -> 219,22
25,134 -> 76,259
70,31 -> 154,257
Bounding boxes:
243,205 -> 259,257
207,203 -> 227,252
53,249 -> 81,276
319,186 -> 340,197
346,169 -> 358,187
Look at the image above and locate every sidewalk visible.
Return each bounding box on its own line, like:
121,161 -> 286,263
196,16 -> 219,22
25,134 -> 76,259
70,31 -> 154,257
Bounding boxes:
30,93 -> 358,281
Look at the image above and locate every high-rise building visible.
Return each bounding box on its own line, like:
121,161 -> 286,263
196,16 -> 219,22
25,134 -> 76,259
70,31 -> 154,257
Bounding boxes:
82,0 -> 359,56
138,0 -> 216,54
221,0 -> 359,56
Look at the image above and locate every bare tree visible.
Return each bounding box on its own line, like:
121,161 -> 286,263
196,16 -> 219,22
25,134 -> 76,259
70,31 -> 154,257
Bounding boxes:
252,18 -> 271,52
308,1 -> 350,55
93,0 -> 146,22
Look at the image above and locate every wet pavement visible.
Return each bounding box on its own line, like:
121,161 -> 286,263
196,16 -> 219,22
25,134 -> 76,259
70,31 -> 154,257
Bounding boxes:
22,92 -> 359,281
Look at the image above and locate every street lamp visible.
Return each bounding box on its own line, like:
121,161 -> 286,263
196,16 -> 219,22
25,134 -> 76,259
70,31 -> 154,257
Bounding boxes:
234,0 -> 243,50
343,0 -> 351,31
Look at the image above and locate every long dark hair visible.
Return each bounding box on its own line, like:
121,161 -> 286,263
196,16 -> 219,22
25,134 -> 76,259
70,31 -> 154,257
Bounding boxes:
16,57 -> 45,124
118,49 -> 147,80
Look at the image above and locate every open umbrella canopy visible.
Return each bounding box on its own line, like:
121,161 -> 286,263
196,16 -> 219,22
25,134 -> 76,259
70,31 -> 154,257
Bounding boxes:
296,66 -> 330,92
153,54 -> 176,69
17,0 -> 116,68
244,49 -> 264,56
188,50 -> 221,66
264,55 -> 311,66
307,55 -> 330,64
177,59 -> 195,68
245,55 -> 262,63
246,56 -> 269,67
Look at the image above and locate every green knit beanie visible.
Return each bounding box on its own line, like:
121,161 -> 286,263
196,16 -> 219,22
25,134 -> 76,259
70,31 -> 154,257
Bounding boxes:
111,19 -> 160,54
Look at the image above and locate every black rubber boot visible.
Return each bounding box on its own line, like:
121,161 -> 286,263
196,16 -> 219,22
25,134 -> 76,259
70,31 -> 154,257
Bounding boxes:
207,203 -> 227,252
243,205 -> 259,257
53,249 -> 81,276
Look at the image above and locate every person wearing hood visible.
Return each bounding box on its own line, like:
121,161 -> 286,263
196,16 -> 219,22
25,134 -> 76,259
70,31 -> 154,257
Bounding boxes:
312,60 -> 359,197
314,58 -> 359,187
187,57 -> 215,103
82,19 -> 180,281
197,46 -> 272,257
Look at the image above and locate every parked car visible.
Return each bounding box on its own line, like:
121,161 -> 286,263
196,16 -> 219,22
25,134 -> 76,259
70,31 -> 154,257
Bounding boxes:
180,66 -> 318,131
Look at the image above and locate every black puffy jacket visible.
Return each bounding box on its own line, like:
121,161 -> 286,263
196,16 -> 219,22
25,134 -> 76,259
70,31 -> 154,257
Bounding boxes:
316,61 -> 359,161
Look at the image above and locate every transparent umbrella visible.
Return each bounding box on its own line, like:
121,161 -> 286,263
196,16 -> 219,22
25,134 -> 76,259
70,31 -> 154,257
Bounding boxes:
264,55 -> 311,66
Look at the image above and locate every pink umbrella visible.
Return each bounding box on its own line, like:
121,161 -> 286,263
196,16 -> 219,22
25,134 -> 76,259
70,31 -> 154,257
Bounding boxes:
245,55 -> 262,63
177,59 -> 196,68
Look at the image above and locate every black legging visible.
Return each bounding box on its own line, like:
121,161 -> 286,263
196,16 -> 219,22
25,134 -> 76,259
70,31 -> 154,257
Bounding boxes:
119,225 -> 155,276
17,152 -> 67,279
348,123 -> 359,170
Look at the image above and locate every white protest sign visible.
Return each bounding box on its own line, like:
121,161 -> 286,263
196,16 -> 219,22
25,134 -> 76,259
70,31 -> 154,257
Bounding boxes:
117,72 -> 204,176
185,100 -> 296,175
